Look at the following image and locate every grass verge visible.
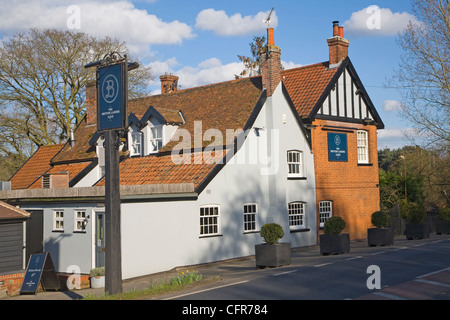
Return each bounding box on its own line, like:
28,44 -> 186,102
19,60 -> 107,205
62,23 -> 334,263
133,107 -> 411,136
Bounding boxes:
83,270 -> 219,300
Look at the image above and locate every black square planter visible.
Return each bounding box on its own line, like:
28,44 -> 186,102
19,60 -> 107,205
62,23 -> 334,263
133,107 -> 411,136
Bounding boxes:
255,243 -> 291,268
436,220 -> 450,235
367,228 -> 394,247
319,234 -> 350,255
405,223 -> 429,240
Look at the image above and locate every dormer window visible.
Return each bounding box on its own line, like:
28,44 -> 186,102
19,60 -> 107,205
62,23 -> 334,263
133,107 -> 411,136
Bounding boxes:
149,125 -> 163,154
130,131 -> 143,156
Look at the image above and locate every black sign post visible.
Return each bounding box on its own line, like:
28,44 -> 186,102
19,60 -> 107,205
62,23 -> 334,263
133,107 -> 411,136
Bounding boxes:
85,52 -> 137,295
20,253 -> 60,295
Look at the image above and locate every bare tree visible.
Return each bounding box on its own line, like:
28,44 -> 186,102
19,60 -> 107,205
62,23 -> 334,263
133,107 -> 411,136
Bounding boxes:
0,28 -> 153,152
390,0 -> 449,149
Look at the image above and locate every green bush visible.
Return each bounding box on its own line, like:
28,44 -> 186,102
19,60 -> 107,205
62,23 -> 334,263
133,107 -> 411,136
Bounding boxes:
407,202 -> 425,224
90,267 -> 105,277
324,216 -> 346,235
260,223 -> 284,245
438,208 -> 450,221
371,211 -> 389,228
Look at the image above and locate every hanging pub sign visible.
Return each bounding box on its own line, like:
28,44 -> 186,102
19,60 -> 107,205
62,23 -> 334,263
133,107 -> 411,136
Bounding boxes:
97,61 -> 128,132
328,132 -> 348,162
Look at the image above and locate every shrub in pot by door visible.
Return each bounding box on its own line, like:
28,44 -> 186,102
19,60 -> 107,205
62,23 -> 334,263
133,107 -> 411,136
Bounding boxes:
90,267 -> 105,289
404,202 -> 429,240
255,223 -> 291,268
436,208 -> 450,235
320,216 -> 350,255
367,211 -> 394,246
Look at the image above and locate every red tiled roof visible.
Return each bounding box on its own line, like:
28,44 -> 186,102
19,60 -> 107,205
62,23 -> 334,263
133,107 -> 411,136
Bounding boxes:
9,144 -> 64,190
282,62 -> 338,117
12,61 -> 342,191
0,200 -> 30,220
96,149 -> 229,188
28,161 -> 92,189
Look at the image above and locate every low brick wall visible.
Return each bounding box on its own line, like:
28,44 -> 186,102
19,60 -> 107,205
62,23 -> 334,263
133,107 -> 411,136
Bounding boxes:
0,272 -> 90,297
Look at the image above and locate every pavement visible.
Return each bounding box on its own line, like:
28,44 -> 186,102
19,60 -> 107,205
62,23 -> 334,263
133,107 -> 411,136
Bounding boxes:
3,233 -> 450,301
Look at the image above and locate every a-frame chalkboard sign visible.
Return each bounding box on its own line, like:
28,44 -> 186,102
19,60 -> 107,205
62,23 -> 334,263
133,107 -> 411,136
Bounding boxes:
20,253 -> 60,295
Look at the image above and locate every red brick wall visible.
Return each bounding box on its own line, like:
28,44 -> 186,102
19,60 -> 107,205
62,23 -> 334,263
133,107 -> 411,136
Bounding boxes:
312,119 -> 380,240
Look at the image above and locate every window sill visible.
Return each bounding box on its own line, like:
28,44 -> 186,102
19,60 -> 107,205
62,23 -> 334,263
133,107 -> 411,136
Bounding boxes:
290,228 -> 310,233
199,234 -> 223,239
243,230 -> 260,235
357,163 -> 373,167
73,230 -> 87,234
52,230 -> 64,233
287,177 -> 307,180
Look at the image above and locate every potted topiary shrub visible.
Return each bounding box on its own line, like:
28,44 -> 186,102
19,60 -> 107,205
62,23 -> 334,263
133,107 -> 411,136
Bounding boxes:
89,267 -> 105,289
320,216 -> 350,255
367,211 -> 394,246
436,208 -> 450,235
255,223 -> 291,268
404,202 -> 429,240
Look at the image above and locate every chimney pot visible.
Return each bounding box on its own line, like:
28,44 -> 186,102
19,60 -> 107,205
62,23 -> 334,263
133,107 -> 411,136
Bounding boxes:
261,27 -> 282,97
85,80 -> 97,126
160,74 -> 179,94
327,21 -> 349,66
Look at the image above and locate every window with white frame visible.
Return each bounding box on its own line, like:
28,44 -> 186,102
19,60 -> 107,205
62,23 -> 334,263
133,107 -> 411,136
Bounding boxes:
288,202 -> 306,230
53,210 -> 64,232
200,205 -> 220,236
130,132 -> 142,156
357,130 -> 369,164
319,201 -> 333,228
74,210 -> 87,232
287,150 -> 303,178
243,203 -> 258,232
149,126 -> 163,153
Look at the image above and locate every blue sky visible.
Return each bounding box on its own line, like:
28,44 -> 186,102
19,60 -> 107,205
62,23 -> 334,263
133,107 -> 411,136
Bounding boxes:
0,0 -> 420,149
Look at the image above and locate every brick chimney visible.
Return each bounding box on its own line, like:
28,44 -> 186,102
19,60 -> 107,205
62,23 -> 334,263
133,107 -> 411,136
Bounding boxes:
85,80 -> 97,125
327,21 -> 350,66
160,74 -> 179,94
261,27 -> 282,97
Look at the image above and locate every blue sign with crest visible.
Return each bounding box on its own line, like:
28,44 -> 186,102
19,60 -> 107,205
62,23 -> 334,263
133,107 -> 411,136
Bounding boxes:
97,62 -> 127,131
328,132 -> 348,162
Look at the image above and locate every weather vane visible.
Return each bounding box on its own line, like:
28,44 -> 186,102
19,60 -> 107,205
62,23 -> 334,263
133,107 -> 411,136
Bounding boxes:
263,8 -> 275,27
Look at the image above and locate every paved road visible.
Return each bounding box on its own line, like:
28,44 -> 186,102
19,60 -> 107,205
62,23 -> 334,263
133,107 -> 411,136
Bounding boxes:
162,234 -> 450,301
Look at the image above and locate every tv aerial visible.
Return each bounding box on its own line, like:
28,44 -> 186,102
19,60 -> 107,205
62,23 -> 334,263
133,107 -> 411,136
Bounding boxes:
263,8 -> 275,27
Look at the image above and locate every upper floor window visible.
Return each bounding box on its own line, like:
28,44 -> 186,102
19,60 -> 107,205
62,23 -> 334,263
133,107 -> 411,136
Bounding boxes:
287,150 -> 303,178
357,130 -> 369,164
150,126 -> 163,153
130,132 -> 142,156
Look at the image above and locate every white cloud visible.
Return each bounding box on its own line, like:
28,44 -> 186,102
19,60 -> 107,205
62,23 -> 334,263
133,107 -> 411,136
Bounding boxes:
0,0 -> 195,56
195,8 -> 278,36
343,5 -> 417,36
282,61 -> 303,70
383,100 -> 404,112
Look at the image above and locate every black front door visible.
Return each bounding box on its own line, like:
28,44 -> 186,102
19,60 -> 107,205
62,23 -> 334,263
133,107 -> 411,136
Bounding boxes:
25,210 -> 44,264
